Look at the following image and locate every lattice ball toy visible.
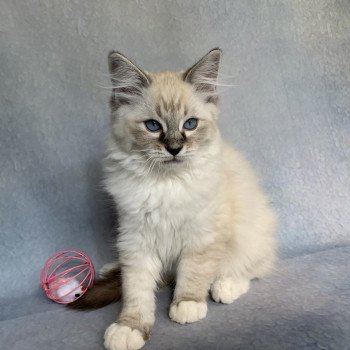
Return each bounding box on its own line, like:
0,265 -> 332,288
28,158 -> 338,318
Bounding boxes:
41,250 -> 95,304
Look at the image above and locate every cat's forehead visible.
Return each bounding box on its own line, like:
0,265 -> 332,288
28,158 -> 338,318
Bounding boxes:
148,72 -> 191,118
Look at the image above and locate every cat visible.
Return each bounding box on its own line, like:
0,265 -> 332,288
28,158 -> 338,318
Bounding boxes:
70,48 -> 277,350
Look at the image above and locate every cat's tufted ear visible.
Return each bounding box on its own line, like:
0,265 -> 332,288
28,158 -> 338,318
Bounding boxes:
108,51 -> 151,106
183,48 -> 222,104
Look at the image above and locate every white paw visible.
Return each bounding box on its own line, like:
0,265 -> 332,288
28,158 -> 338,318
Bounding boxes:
99,262 -> 119,277
169,300 -> 207,324
104,323 -> 145,350
211,277 -> 250,304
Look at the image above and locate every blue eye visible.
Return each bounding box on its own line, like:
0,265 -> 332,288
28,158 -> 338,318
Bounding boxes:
183,118 -> 198,130
145,119 -> 161,132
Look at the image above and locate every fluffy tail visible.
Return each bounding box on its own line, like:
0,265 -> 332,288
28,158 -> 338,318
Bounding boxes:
68,266 -> 122,310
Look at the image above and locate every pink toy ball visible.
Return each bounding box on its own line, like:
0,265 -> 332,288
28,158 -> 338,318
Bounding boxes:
40,250 -> 95,304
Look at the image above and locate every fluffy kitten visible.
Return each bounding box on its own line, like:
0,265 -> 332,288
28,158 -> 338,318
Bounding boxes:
71,48 -> 277,350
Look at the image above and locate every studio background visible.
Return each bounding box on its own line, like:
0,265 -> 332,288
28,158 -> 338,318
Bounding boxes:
1,1 -> 349,349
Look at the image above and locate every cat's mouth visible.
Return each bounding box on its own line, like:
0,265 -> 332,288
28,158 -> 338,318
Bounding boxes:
162,158 -> 184,164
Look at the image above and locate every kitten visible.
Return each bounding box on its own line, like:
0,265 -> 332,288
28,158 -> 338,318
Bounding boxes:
70,48 -> 277,350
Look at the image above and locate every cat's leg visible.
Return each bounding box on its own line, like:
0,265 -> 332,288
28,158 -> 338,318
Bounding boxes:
210,275 -> 250,304
169,253 -> 218,324
104,257 -> 160,350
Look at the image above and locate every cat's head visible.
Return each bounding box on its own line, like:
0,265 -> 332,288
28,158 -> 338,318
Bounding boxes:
107,48 -> 222,173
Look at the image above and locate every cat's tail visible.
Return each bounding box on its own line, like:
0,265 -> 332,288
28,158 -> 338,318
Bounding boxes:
68,266 -> 121,310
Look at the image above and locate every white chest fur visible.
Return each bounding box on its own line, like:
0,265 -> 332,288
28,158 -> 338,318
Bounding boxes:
105,166 -> 219,266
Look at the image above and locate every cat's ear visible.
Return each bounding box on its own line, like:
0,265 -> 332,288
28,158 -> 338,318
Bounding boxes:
108,51 -> 151,105
183,48 -> 222,104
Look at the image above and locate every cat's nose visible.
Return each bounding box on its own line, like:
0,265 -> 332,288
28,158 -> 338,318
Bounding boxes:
166,146 -> 182,156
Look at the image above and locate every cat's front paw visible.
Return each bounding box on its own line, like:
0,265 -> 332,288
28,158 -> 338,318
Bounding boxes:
169,300 -> 207,324
104,323 -> 145,350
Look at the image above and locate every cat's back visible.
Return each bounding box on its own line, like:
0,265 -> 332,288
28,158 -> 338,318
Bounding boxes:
221,141 -> 260,185
219,141 -> 273,212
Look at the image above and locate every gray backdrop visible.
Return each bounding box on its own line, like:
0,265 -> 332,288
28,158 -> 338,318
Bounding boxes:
1,1 -> 349,349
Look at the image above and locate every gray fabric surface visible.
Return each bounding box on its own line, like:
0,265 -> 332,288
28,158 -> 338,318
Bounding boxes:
1,1 -> 349,349
1,246 -> 350,350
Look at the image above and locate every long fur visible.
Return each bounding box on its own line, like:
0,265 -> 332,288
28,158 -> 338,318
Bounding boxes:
70,48 -> 277,350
